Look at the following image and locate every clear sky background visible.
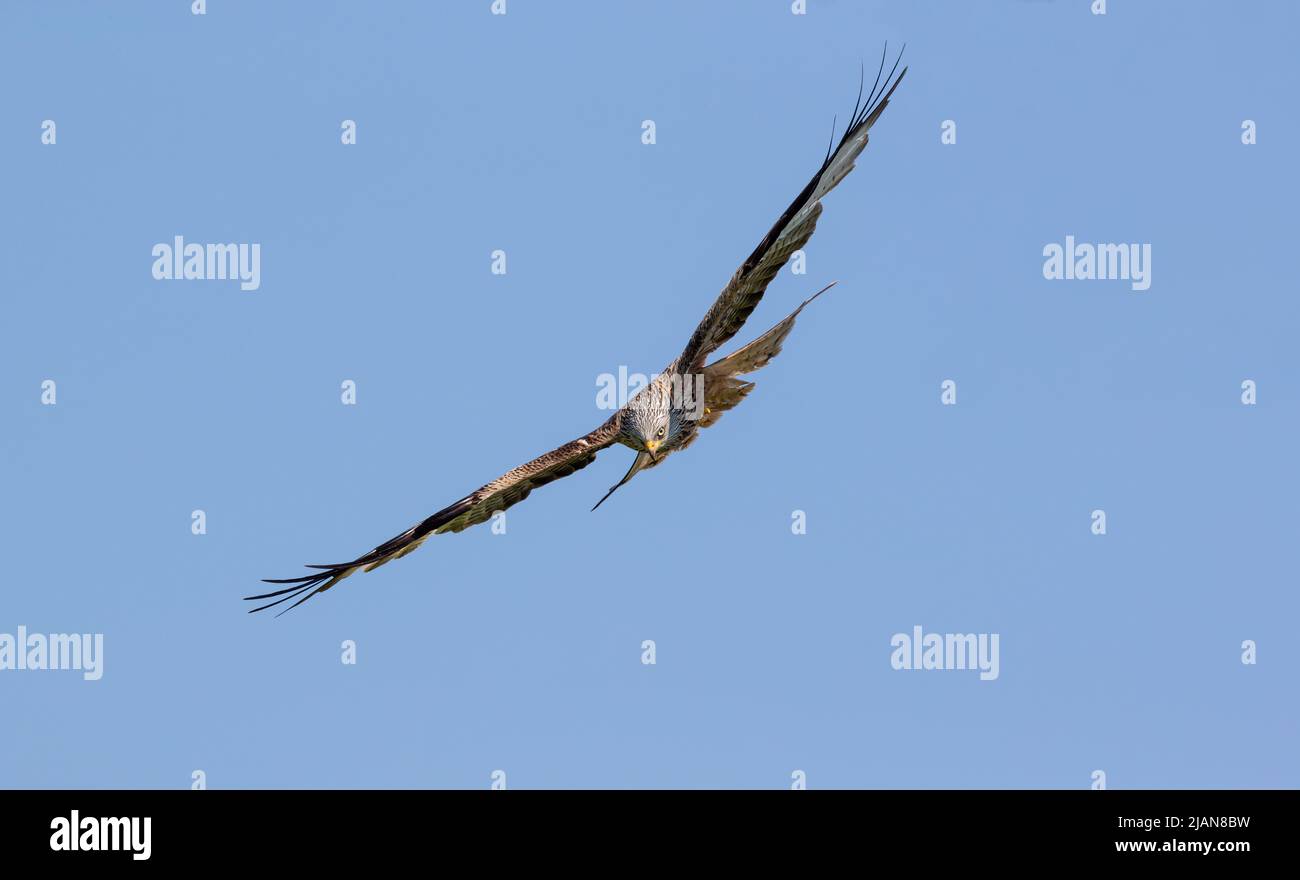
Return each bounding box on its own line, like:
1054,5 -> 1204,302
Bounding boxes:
1,1 -> 1296,789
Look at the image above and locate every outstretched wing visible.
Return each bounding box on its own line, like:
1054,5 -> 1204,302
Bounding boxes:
247,418 -> 622,615
669,282 -> 837,459
674,47 -> 905,374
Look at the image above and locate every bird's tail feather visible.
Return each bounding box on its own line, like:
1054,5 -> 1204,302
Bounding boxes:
697,281 -> 838,428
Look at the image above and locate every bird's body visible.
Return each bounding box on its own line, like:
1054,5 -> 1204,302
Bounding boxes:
248,49 -> 906,615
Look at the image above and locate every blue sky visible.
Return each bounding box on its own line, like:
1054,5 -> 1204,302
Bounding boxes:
1,1 -> 1296,789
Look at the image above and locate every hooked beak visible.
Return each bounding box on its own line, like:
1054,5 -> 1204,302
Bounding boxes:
644,439 -> 660,461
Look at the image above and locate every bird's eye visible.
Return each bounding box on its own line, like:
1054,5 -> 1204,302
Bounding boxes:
656,427 -> 666,439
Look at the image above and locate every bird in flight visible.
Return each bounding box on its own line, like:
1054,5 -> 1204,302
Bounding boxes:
248,48 -> 906,615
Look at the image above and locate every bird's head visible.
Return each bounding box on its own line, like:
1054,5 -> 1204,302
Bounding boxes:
620,382 -> 682,459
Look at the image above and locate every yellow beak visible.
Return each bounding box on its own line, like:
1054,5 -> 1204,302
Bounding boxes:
645,439 -> 661,454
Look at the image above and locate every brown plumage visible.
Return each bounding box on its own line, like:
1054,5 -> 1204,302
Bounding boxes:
674,52 -> 905,375
248,48 -> 906,615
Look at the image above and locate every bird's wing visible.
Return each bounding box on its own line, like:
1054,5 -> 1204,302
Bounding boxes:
674,48 -> 905,374
247,418 -> 622,615
703,281 -> 836,383
671,282 -> 837,454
